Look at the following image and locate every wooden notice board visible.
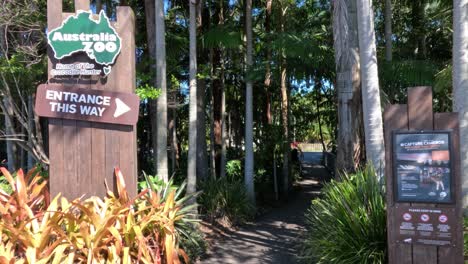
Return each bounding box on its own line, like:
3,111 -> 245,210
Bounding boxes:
46,0 -> 137,199
384,87 -> 463,264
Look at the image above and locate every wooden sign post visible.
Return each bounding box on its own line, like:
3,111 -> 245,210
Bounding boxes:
41,0 -> 138,199
384,87 -> 463,264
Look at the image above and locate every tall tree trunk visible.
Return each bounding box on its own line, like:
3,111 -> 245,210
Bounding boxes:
244,0 -> 255,205
96,0 -> 103,13
211,1 -> 226,178
411,0 -> 427,59
314,80 -> 327,151
453,0 -> 468,215
168,104 -> 176,173
220,73 -> 227,178
155,0 -> 168,182
212,51 -> 222,177
384,0 -> 392,61
280,4 -> 290,197
264,0 -> 273,125
218,2 -> 227,178
196,1 -> 207,180
356,0 -> 385,178
196,79 -> 208,180
228,112 -> 232,148
333,0 -> 364,174
168,91 -> 179,173
144,0 -> 158,175
187,0 -> 198,196
209,49 -> 217,179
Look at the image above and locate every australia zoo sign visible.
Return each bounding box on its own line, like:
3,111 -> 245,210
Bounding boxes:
47,10 -> 121,76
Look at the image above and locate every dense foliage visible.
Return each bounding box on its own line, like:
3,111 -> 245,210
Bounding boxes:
302,166 -> 387,264
0,167 -> 199,263
198,176 -> 254,226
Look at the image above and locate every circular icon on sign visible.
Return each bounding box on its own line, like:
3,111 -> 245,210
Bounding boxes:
403,213 -> 412,221
438,214 -> 448,223
420,214 -> 430,222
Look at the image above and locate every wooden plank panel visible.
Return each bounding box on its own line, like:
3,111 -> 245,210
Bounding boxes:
75,0 -> 90,11
48,118 -> 63,198
116,6 -> 137,197
47,0 -> 64,199
103,61 -> 119,195
76,121 -> 91,198
408,86 -> 437,264
384,104 -> 412,264
435,113 -> 464,264
62,120 -> 77,198
46,3 -> 138,200
413,245 -> 436,264
47,0 -> 62,76
105,125 -> 120,194
90,123 -> 106,197
63,0 -> 90,200
408,87 -> 433,131
86,18 -> 120,197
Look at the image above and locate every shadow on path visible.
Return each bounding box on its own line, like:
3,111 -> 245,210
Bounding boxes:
198,152 -> 331,264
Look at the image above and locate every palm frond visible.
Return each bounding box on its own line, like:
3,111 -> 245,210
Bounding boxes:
202,26 -> 242,49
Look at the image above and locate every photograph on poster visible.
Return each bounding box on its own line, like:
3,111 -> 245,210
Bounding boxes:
393,131 -> 452,203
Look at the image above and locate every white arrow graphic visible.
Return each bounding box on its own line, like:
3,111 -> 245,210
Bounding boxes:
114,98 -> 131,118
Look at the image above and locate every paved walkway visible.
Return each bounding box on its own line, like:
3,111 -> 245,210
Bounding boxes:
198,153 -> 331,264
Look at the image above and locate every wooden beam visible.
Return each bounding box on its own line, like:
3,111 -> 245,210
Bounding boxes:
75,0 -> 90,11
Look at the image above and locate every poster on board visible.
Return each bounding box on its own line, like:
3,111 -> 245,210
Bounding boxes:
393,131 -> 453,203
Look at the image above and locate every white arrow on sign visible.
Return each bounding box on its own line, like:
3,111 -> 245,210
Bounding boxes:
114,98 -> 131,118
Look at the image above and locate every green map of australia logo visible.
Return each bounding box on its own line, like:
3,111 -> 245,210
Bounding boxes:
48,10 -> 121,75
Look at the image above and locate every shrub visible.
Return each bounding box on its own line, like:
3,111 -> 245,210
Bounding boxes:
0,167 -> 199,263
302,165 -> 386,264
198,176 -> 254,225
139,173 -> 206,261
226,160 -> 242,181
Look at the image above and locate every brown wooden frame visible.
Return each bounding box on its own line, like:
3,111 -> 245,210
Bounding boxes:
384,87 -> 463,264
46,0 -> 137,199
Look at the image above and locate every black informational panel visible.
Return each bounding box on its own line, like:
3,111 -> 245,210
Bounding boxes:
393,131 -> 453,204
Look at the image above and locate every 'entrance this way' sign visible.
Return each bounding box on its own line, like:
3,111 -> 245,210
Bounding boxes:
35,84 -> 139,125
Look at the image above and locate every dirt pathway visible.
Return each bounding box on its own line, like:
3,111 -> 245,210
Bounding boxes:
198,155 -> 330,264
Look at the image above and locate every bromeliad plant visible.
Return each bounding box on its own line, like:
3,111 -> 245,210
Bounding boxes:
139,173 -> 204,260
0,167 -> 198,263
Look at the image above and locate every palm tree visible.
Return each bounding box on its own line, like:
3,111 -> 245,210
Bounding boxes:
264,0 -> 272,125
187,0 -> 198,196
333,0 -> 364,173
155,0 -> 168,182
244,0 -> 255,205
453,0 -> 468,213
143,0 -> 162,182
279,2 -> 290,197
196,1 -> 208,181
356,0 -> 385,177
